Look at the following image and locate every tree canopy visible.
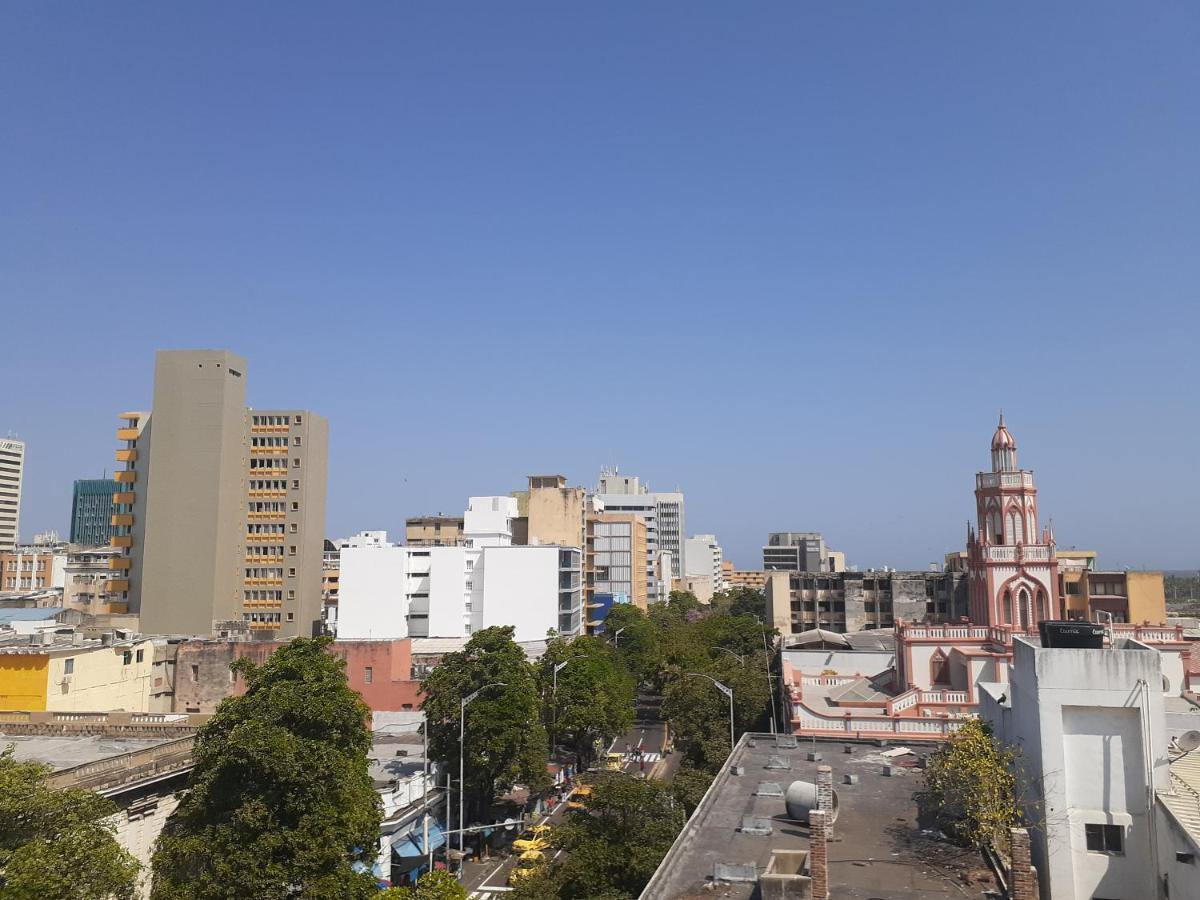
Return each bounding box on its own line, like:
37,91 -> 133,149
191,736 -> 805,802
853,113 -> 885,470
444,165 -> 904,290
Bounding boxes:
538,635 -> 635,768
918,719 -> 1028,850
511,772 -> 685,900
0,746 -> 140,900
150,636 -> 381,899
421,626 -> 551,819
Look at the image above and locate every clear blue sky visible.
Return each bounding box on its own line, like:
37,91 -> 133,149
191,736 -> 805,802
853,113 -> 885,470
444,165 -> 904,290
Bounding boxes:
3,4 -> 1198,570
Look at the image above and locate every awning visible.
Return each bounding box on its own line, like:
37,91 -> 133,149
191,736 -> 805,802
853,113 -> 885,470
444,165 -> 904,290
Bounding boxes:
393,821 -> 446,858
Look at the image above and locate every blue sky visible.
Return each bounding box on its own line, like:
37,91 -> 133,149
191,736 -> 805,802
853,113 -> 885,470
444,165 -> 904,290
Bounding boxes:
3,4 -> 1198,570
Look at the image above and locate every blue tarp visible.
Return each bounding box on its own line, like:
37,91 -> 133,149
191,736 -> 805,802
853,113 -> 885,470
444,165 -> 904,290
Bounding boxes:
394,822 -> 446,857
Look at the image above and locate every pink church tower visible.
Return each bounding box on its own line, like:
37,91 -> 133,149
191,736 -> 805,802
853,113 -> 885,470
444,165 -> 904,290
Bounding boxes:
966,414 -> 1061,627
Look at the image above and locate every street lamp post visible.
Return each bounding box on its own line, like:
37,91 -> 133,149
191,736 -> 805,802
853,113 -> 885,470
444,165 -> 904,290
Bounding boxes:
459,681 -> 507,872
762,629 -> 778,735
716,647 -> 745,666
611,626 -> 627,647
685,672 -> 735,751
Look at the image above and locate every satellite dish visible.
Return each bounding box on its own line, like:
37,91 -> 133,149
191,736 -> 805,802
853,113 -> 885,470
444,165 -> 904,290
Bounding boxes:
1176,731 -> 1200,753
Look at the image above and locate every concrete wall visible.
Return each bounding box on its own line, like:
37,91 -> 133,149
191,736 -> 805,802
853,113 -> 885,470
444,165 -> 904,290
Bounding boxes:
0,655 -> 49,710
136,350 -> 248,634
480,546 -> 562,642
338,545 -> 410,639
999,638 -> 1167,900
1127,571 -> 1167,625
527,485 -> 585,548
45,640 -> 158,712
172,638 -> 422,714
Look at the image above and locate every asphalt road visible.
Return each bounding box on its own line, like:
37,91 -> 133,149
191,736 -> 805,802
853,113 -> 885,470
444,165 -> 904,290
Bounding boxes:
463,698 -> 679,897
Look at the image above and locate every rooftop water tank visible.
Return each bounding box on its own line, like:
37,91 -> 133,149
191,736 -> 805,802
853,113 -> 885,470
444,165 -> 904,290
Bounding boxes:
784,780 -> 839,824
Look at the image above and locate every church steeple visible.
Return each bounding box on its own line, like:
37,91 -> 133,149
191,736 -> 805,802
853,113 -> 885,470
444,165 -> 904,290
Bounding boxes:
990,412 -> 1018,473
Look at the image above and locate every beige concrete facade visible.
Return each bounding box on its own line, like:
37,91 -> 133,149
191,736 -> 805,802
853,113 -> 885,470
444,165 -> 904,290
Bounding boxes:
404,516 -> 464,547
765,571 -> 791,633
724,565 -> 769,590
118,350 -> 328,639
524,475 -> 586,548
0,636 -> 165,712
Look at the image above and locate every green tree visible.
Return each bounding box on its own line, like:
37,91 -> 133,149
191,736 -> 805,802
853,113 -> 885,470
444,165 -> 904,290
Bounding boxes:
0,746 -> 140,900
514,772 -> 684,899
421,626 -> 550,820
918,719 -> 1028,850
539,636 -> 635,767
712,587 -> 767,623
382,869 -> 468,900
602,605 -> 660,687
150,637 -> 381,899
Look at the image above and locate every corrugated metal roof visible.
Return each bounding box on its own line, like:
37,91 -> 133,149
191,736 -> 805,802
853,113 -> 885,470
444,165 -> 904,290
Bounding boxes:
0,607 -> 63,622
1161,751 -> 1200,845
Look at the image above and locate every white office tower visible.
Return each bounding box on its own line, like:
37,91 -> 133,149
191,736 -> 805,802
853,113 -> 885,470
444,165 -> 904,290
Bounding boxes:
0,439 -> 24,551
595,468 -> 685,603
685,534 -> 724,588
337,497 -> 582,642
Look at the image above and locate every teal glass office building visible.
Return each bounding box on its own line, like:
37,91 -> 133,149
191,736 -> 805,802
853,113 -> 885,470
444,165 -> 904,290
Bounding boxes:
70,479 -> 118,546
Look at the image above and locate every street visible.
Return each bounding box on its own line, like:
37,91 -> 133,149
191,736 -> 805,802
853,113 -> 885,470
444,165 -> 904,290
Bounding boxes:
463,697 -> 679,897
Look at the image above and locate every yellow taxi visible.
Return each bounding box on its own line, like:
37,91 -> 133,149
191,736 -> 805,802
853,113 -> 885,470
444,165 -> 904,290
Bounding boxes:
508,849 -> 546,885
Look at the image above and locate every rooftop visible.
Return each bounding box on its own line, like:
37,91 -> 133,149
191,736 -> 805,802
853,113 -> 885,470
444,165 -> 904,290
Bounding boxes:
1161,746 -> 1200,848
0,732 -> 174,772
641,734 -> 981,900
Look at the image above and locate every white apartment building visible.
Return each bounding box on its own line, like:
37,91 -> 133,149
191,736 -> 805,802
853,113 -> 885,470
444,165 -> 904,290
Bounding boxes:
685,534 -> 724,589
337,498 -> 583,642
595,468 -> 684,603
980,633 -> 1189,900
0,439 -> 24,552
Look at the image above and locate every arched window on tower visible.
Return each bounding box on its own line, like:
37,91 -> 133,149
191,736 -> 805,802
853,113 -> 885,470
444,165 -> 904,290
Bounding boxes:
1027,510 -> 1037,542
1006,510 -> 1024,545
1018,588 -> 1031,629
1035,589 -> 1046,623
930,649 -> 950,686
989,510 -> 1002,543
1003,590 -> 1012,625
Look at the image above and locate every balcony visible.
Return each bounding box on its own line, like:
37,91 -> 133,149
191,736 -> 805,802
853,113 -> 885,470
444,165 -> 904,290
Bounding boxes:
114,470 -> 136,484
108,558 -> 131,571
111,514 -> 134,527
112,492 -> 136,505
116,428 -> 140,441
247,620 -> 279,630
250,447 -> 289,456
111,536 -> 133,548
105,602 -> 129,614
245,556 -> 284,564
115,449 -> 137,462
107,579 -> 130,592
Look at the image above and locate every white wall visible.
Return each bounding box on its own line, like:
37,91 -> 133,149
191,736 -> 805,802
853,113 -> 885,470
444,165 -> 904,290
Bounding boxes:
987,638 -> 1168,900
337,546 -> 409,639
426,547 -> 469,638
479,547 -> 560,642
464,496 -> 516,547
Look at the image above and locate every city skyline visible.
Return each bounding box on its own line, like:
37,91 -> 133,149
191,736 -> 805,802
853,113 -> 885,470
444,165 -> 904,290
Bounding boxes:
4,4 -> 1198,569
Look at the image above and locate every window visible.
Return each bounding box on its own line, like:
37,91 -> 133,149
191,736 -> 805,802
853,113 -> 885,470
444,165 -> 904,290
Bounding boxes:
293,458 -> 301,468
191,664 -> 200,683
294,415 -> 302,424
290,524 -> 298,533
364,666 -> 373,684
291,502 -> 299,511
288,590 -> 295,599
293,436 -> 301,446
286,612 -> 294,621
289,546 -> 297,556
64,658 -> 74,675
122,651 -> 132,665
292,480 -> 300,489
136,648 -> 144,663
1085,824 -> 1124,854
288,568 -> 296,577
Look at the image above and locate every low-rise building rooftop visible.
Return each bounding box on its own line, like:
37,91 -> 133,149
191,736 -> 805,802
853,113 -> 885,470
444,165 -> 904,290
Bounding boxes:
640,733 -> 983,900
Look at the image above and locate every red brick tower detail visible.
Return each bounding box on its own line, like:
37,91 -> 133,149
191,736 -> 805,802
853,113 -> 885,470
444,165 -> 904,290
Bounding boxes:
967,414 -> 1061,628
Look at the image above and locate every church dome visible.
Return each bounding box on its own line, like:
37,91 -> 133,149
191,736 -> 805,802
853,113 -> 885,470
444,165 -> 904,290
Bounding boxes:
991,414 -> 1017,451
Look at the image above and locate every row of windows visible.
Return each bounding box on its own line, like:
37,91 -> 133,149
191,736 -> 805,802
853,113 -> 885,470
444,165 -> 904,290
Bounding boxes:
251,436 -> 291,448
247,545 -> 286,556
249,502 -> 287,513
245,568 -> 284,578
244,590 -> 285,600
251,415 -> 301,426
4,560 -> 47,571
249,459 -> 289,470
248,524 -> 286,535
249,480 -> 289,491
244,612 -> 284,623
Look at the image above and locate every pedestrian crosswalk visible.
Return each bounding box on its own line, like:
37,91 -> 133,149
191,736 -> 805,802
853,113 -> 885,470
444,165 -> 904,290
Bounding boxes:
469,889 -> 513,898
638,751 -> 662,763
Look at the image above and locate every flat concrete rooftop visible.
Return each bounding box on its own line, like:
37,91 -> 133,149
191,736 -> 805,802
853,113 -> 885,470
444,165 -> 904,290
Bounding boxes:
0,732 -> 172,771
641,733 -> 982,900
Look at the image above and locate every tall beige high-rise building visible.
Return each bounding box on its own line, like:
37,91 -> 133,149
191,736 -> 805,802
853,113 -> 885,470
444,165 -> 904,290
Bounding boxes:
0,439 -> 23,552
113,350 -> 328,638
